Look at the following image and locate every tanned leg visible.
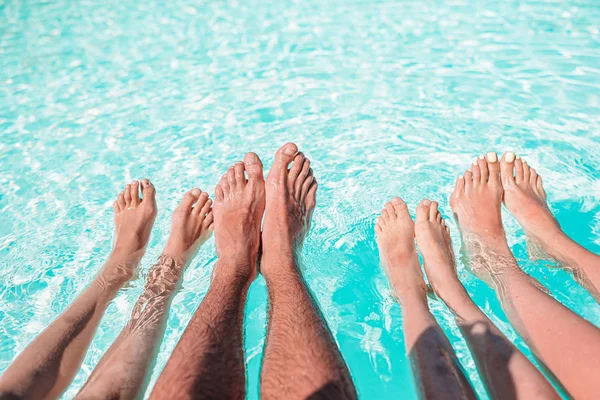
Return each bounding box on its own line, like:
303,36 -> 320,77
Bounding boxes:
451,152 -> 600,400
415,194 -> 559,400
260,143 -> 356,400
76,189 -> 214,400
149,153 -> 264,400
376,197 -> 476,400
499,151 -> 600,302
0,180 -> 157,400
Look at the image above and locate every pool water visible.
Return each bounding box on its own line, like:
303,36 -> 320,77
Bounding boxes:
1,0 -> 600,398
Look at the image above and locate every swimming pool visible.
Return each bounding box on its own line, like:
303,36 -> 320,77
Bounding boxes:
1,0 -> 599,398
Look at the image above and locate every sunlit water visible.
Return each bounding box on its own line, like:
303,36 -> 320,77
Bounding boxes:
1,0 -> 600,398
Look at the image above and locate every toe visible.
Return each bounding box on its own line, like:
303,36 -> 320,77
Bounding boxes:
385,202 -> 396,220
234,162 -> 246,187
178,188 -> 202,211
215,184 -> 224,202
269,143 -> 299,183
300,168 -> 314,203
453,175 -> 465,196
295,159 -> 311,199
141,179 -> 156,203
130,181 -> 140,206
192,192 -> 210,215
227,167 -> 237,190
124,184 -> 132,206
243,152 -> 264,182
113,201 -> 120,214
537,176 -> 546,199
514,157 -> 524,184
464,170 -> 474,190
471,164 -> 481,184
380,209 -> 390,224
429,201 -> 439,221
529,167 -> 538,186
500,152 -> 516,186
287,153 -> 305,189
203,210 -> 214,230
522,161 -> 531,182
390,197 -> 408,215
486,152 -> 501,184
477,156 -> 489,183
117,192 -> 126,210
220,174 -> 230,195
306,179 -> 318,210
416,199 -> 431,222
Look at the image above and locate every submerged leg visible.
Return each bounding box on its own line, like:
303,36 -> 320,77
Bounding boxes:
500,151 -> 600,302
260,143 -> 356,400
415,193 -> 558,400
376,197 -> 476,400
451,153 -> 600,399
149,154 -> 264,400
0,180 -> 157,400
76,189 -> 213,399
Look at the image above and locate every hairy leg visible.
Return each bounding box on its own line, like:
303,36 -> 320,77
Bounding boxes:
415,193 -> 558,400
260,143 -> 356,400
500,151 -> 600,302
451,153 -> 600,399
0,180 -> 157,400
376,197 -> 477,400
149,153 -> 264,400
76,189 -> 213,400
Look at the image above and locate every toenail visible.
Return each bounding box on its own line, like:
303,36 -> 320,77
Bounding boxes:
192,188 -> 201,196
458,175 -> 464,180
142,179 -> 149,185
505,152 -> 515,162
284,145 -> 297,155
516,155 -> 521,159
422,199 -> 431,206
486,152 -> 498,162
479,155 -> 485,160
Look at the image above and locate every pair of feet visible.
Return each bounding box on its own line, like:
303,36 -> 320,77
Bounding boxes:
376,151 -> 560,304
105,143 -> 316,286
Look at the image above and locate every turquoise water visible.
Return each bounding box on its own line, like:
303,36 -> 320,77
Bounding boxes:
1,0 -> 600,398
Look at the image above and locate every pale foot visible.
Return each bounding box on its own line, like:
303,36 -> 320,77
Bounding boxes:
415,199 -> 469,306
163,188 -> 214,264
261,143 -> 318,275
375,197 -> 427,302
450,153 -> 520,284
500,152 -> 600,301
104,179 -> 157,283
500,152 -> 561,257
213,153 -> 266,280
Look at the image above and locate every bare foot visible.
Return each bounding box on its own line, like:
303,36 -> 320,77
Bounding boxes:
163,188 -> 214,264
261,143 -> 318,274
213,153 -> 265,280
414,199 -> 468,305
105,179 -> 157,282
499,152 -> 560,257
450,153 -> 520,284
375,197 -> 426,302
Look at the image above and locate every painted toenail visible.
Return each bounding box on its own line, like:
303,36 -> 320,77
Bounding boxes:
505,152 -> 515,162
458,175 -> 464,180
479,155 -> 485,160
516,155 -> 521,159
486,152 -> 498,162
192,188 -> 201,196
422,199 -> 431,206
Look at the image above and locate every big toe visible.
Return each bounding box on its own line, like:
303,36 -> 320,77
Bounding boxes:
141,179 -> 156,204
390,196 -> 409,217
244,152 -> 264,182
416,199 -> 432,222
268,143 -> 299,183
500,151 -> 516,186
